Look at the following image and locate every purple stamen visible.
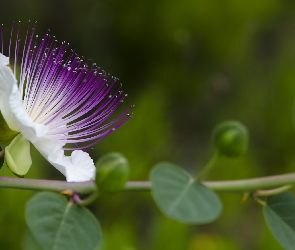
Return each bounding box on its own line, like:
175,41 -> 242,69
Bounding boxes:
8,21 -> 14,61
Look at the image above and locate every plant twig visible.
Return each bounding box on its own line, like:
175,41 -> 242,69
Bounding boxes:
1,173 -> 295,194
252,185 -> 293,197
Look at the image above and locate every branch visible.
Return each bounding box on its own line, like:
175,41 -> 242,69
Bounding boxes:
0,172 -> 295,194
203,173 -> 295,192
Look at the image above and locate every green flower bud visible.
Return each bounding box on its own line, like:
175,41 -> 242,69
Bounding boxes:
212,120 -> 248,157
0,112 -> 18,145
95,152 -> 129,193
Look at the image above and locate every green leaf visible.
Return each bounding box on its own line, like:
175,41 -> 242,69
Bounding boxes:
150,162 -> 222,224
264,192 -> 295,250
26,192 -> 102,250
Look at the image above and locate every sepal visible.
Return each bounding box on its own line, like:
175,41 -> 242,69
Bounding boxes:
5,133 -> 32,176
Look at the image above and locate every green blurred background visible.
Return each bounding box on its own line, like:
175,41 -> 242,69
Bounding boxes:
1,0 -> 295,249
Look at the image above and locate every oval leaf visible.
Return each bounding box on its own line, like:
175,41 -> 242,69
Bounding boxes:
150,162 -> 222,224
264,192 -> 295,250
26,192 -> 102,250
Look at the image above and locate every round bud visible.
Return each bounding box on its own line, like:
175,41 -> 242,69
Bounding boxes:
95,152 -> 129,193
212,121 -> 248,157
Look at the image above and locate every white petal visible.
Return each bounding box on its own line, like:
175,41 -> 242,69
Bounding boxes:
66,150 -> 96,182
33,135 -> 67,175
0,63 -> 48,140
0,53 -> 9,66
33,136 -> 96,181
